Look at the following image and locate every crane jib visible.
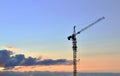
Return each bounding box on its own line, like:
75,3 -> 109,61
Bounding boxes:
76,17 -> 105,35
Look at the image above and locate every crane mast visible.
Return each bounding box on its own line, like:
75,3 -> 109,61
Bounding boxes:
68,17 -> 105,76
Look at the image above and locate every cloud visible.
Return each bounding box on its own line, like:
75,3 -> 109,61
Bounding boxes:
22,57 -> 37,66
4,46 -> 21,51
0,50 -> 72,70
5,54 -> 25,68
36,59 -> 72,65
0,50 -> 13,67
3,46 -> 25,55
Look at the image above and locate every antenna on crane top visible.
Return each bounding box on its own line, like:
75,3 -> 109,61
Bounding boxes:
67,17 -> 105,76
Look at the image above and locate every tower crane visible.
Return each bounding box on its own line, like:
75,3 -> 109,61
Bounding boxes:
67,17 -> 105,76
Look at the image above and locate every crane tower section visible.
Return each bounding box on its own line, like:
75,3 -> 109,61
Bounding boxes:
68,17 -> 105,76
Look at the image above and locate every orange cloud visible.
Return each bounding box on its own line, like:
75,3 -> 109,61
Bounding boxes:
4,46 -> 22,52
0,67 -> 4,71
3,46 -> 28,57
7,65 -> 73,72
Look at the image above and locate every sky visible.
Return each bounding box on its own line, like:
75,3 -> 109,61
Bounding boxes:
0,0 -> 120,72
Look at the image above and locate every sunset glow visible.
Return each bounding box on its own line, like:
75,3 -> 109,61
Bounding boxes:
0,0 -> 120,73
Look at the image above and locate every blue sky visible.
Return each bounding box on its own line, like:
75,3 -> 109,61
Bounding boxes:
0,0 -> 120,72
0,0 -> 120,57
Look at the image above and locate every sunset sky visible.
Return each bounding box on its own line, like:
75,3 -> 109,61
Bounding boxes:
0,0 -> 120,72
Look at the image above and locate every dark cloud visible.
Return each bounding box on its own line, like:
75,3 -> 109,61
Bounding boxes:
0,50 -> 72,69
0,50 -> 12,67
22,57 -> 36,66
36,59 -> 72,65
5,54 -> 25,68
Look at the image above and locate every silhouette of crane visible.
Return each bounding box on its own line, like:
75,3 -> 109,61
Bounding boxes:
67,17 -> 105,76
